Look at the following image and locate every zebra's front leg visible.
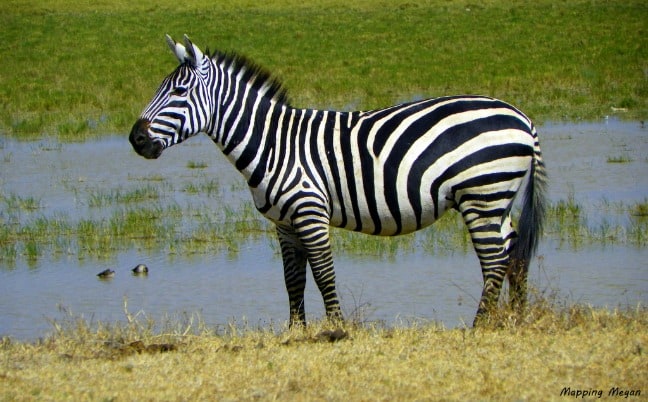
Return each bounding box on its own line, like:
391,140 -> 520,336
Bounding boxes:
309,246 -> 343,323
292,216 -> 343,323
276,226 -> 308,327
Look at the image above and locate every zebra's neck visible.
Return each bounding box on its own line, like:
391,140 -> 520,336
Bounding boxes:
210,92 -> 359,190
204,54 -> 365,208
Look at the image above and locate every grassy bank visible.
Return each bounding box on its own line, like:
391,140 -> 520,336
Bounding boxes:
1,303 -> 645,401
1,0 -> 646,140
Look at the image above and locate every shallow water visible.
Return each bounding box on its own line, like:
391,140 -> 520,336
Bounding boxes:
1,119 -> 647,340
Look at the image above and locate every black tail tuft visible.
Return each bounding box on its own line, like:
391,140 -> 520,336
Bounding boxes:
512,142 -> 547,270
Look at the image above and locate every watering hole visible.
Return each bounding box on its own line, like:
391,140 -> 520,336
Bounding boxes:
1,119 -> 647,339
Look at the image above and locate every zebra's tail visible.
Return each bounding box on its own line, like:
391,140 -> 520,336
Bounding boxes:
512,125 -> 548,271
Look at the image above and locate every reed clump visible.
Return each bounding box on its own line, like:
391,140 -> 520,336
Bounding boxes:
1,299 -> 645,401
1,192 -> 647,263
87,185 -> 161,207
630,199 -> 648,217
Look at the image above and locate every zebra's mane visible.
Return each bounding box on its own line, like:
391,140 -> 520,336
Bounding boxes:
209,49 -> 290,106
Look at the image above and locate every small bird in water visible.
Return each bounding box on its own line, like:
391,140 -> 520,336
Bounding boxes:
132,264 -> 149,275
97,269 -> 115,279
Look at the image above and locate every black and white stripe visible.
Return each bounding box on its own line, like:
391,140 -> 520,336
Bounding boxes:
130,35 -> 547,326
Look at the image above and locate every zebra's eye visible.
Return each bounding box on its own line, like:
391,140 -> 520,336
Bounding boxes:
171,87 -> 188,97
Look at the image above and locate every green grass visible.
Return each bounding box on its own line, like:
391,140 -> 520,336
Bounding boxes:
606,154 -> 635,163
87,185 -> 161,207
186,160 -> 209,169
1,0 -> 646,140
630,199 -> 648,217
1,193 -> 42,211
183,179 -> 220,195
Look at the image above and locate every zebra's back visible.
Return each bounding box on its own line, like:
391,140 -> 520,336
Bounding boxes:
316,95 -> 537,236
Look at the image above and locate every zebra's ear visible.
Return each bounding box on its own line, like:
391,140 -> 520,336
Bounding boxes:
183,34 -> 205,68
166,34 -> 187,63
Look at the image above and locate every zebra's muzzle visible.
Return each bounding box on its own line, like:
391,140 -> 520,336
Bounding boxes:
129,118 -> 164,159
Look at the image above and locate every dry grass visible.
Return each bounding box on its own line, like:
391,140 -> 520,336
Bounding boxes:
1,301 -> 646,401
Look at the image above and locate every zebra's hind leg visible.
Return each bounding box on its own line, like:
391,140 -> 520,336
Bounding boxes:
507,250 -> 528,311
474,265 -> 508,326
276,226 -> 308,327
499,211 -> 530,312
461,207 -> 517,327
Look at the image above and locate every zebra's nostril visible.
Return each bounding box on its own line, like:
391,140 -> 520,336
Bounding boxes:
135,131 -> 147,145
129,119 -> 152,150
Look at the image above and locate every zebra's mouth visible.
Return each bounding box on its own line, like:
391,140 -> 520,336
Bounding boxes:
129,119 -> 164,159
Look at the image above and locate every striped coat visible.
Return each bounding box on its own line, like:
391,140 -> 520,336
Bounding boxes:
130,36 -> 547,326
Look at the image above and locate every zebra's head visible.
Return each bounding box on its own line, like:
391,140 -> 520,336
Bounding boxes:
130,35 -> 214,159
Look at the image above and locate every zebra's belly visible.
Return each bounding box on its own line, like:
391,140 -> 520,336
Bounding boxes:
329,190 -> 450,236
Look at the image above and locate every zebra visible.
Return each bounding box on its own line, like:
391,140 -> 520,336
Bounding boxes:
129,35 -> 547,327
